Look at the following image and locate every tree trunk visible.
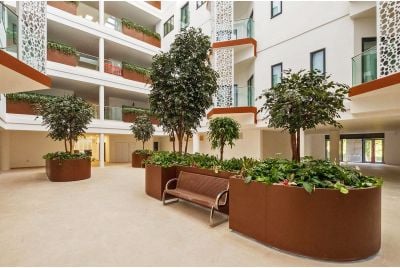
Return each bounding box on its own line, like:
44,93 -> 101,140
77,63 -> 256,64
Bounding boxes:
296,129 -> 301,162
290,132 -> 298,162
220,145 -> 224,161
177,135 -> 183,154
64,139 -> 68,153
142,141 -> 145,150
69,139 -> 73,154
170,133 -> 176,153
184,133 -> 189,154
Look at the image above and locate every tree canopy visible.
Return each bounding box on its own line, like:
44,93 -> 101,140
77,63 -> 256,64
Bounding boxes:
130,115 -> 155,150
39,95 -> 94,153
258,69 -> 349,162
149,27 -> 218,154
208,117 -> 240,161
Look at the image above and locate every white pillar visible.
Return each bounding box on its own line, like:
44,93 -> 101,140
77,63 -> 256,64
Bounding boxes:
193,133 -> 200,153
99,133 -> 105,168
300,129 -> 305,158
99,0 -> 104,26
329,130 -> 340,164
99,85 -> 104,120
99,37 -> 104,73
0,131 -> 11,171
0,94 -> 6,120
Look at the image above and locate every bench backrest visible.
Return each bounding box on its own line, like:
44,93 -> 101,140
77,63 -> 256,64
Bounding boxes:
176,171 -> 229,199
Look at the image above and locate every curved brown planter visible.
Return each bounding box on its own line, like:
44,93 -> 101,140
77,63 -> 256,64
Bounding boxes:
6,100 -> 36,115
132,152 -> 150,168
48,1 -> 78,15
122,113 -> 159,125
145,164 -> 177,200
47,49 -> 78,67
122,24 -> 161,48
46,159 -> 91,182
229,178 -> 381,261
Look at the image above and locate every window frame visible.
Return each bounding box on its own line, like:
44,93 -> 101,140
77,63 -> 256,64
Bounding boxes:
196,1 -> 206,9
271,62 -> 283,87
271,1 -> 282,18
180,2 -> 190,30
163,15 -> 174,37
310,48 -> 326,74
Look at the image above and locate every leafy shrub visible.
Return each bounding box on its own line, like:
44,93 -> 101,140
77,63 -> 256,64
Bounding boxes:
6,93 -> 57,105
122,106 -> 152,116
121,18 -> 161,40
43,151 -> 90,160
246,157 -> 383,194
47,40 -> 77,56
122,62 -> 151,76
133,149 -> 153,156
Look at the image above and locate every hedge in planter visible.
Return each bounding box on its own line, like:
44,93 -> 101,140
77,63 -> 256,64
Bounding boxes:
121,18 -> 161,47
47,40 -> 78,66
122,106 -> 159,124
38,95 -> 94,182
48,1 -> 79,15
5,93 -> 57,115
122,62 -> 151,83
229,158 -> 383,261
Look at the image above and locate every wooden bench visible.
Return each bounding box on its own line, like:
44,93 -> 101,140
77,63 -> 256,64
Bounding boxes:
162,171 -> 229,226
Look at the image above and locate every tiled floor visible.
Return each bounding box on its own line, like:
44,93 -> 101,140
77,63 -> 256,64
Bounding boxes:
0,164 -> 399,266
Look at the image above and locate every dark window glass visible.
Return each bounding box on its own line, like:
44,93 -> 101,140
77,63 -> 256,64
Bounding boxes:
164,15 -> 174,36
271,1 -> 282,18
310,49 -> 325,74
271,63 -> 282,86
181,2 -> 190,30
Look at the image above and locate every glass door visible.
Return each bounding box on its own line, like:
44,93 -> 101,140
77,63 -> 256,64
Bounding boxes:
363,138 -> 384,163
247,75 -> 254,106
361,37 -> 377,83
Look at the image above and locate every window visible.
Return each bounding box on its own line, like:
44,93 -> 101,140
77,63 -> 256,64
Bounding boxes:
271,63 -> 282,87
180,2 -> 190,30
196,1 -> 206,9
163,15 -> 174,36
310,48 -> 325,74
271,1 -> 282,18
361,37 -> 377,83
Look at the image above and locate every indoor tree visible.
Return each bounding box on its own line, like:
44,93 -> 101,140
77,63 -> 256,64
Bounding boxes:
38,95 -> 94,154
130,114 -> 155,150
208,117 -> 240,161
149,27 -> 218,154
258,69 -> 349,162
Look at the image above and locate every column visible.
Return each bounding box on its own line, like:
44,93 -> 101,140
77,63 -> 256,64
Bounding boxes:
329,130 -> 340,164
193,133 -> 200,153
0,94 -> 6,120
99,85 -> 104,120
99,0 -> 104,26
0,131 -> 11,171
99,133 -> 105,168
99,37 -> 104,73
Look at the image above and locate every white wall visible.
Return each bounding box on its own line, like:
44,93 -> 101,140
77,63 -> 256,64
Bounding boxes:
262,130 -> 292,160
384,130 -> 400,165
107,97 -> 148,108
304,133 -> 326,160
353,16 -> 376,55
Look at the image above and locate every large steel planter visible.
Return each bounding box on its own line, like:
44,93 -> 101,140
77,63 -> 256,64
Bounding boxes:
6,100 -> 36,115
47,49 -> 78,67
145,165 -> 177,200
132,153 -> 150,168
229,178 -> 381,261
48,1 -> 78,15
46,159 -> 91,182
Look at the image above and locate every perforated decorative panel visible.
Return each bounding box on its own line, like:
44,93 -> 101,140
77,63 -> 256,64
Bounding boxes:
214,47 -> 233,107
19,1 -> 47,73
378,1 -> 400,77
215,1 -> 233,42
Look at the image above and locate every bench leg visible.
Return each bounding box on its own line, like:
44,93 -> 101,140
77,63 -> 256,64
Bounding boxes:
209,206 -> 228,227
162,191 -> 179,205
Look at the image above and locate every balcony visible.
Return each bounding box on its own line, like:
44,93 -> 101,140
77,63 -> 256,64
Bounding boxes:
352,46 -> 377,86
233,85 -> 255,107
0,2 -> 18,56
94,105 -> 158,124
232,18 -> 254,40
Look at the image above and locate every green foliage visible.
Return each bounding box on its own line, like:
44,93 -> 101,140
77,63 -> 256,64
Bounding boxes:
130,115 -> 155,150
38,95 -> 94,154
258,69 -> 349,162
150,27 -> 218,154
122,106 -> 152,116
122,62 -> 151,76
43,151 -> 90,160
47,40 -> 77,56
121,18 -> 161,40
246,157 -> 383,194
133,149 -> 153,155
208,117 -> 240,161
6,93 -> 57,105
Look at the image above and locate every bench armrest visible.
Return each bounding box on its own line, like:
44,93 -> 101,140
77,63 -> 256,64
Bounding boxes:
215,189 -> 229,210
165,178 -> 178,190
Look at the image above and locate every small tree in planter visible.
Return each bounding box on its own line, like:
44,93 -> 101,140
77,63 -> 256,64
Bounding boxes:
150,27 -> 218,154
258,69 -> 349,162
130,114 -> 155,151
208,117 -> 240,161
39,95 -> 94,181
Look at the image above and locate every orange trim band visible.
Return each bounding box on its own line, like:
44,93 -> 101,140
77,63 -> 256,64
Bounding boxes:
207,106 -> 258,124
212,38 -> 257,57
349,72 -> 400,97
0,49 -> 52,88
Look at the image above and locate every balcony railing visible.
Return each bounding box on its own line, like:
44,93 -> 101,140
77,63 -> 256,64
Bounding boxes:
104,13 -> 122,32
233,18 -> 254,40
233,86 -> 255,107
94,105 -> 123,121
352,46 -> 377,86
0,2 -> 18,56
77,52 -> 99,70
104,59 -> 122,76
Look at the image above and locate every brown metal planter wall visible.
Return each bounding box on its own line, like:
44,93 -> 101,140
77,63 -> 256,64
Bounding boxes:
229,178 -> 381,261
48,1 -> 78,15
46,159 -> 91,182
47,49 -> 78,67
122,113 -> 159,125
132,153 -> 149,168
145,165 -> 177,200
146,1 -> 161,9
122,25 -> 161,48
6,100 -> 36,115
122,68 -> 150,83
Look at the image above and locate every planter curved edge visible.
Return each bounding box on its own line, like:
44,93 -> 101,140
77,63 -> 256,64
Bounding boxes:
229,178 -> 381,261
46,159 -> 91,182
132,152 -> 150,168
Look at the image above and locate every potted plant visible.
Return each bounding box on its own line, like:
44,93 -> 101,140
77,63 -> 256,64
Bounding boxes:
47,40 -> 78,67
5,93 -> 55,115
48,1 -> 79,15
39,95 -> 94,182
208,117 -> 240,161
229,158 -> 383,261
121,18 -> 161,47
130,115 -> 155,168
121,62 -> 151,83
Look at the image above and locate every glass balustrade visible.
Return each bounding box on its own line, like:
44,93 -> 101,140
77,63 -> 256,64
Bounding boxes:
76,2 -> 99,24
233,85 -> 255,107
93,105 -> 123,121
77,52 -> 99,70
233,18 -> 254,40
104,59 -> 122,76
352,46 -> 377,86
104,13 -> 122,32
0,2 -> 18,56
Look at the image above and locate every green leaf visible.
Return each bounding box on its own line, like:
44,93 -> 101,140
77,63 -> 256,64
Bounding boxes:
302,182 -> 313,193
